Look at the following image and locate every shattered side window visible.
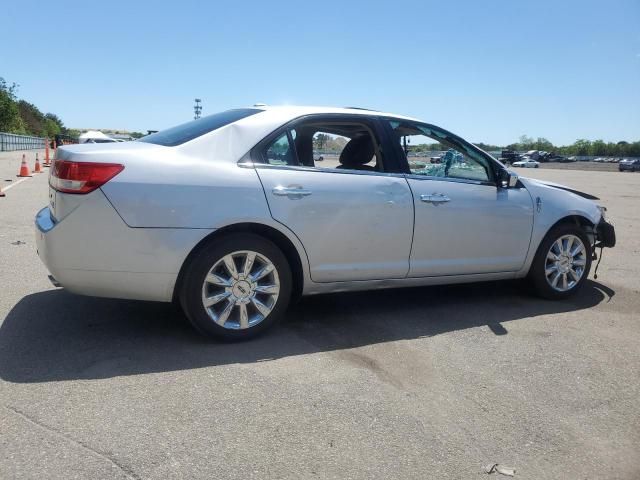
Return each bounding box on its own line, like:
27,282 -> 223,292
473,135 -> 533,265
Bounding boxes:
388,121 -> 491,182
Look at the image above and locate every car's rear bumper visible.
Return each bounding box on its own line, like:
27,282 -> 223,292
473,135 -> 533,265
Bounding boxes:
595,218 -> 616,248
35,190 -> 214,302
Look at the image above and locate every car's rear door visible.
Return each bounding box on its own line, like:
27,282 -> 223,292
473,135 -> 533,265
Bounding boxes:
252,115 -> 414,283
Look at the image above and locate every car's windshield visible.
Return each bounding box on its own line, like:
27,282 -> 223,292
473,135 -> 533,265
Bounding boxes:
139,108 -> 262,147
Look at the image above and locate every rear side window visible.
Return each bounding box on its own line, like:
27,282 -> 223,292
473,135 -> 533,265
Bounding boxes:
258,118 -> 386,172
139,108 -> 262,146
264,132 -> 297,165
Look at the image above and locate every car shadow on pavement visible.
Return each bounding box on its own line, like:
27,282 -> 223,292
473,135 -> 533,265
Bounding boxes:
0,280 -> 614,383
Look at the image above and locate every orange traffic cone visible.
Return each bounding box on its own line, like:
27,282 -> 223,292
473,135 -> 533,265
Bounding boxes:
44,139 -> 51,167
33,153 -> 43,174
17,154 -> 32,177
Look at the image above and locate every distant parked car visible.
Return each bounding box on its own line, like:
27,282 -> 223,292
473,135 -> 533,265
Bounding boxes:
524,150 -> 540,161
85,138 -> 119,144
500,150 -> 520,164
513,159 -> 540,168
619,159 -> 640,172
547,154 -> 568,162
538,151 -> 551,162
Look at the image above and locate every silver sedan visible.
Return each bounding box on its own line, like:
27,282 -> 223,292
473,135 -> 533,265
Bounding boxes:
36,106 -> 616,339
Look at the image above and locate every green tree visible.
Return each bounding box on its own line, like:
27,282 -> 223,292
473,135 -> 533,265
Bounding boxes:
44,118 -> 61,138
65,128 -> 82,138
590,140 -> 606,156
0,77 -> 26,133
534,137 -> 553,151
17,100 -> 47,136
314,133 -> 329,150
474,142 -> 502,151
45,113 -> 65,132
572,139 -> 592,156
518,135 -> 534,150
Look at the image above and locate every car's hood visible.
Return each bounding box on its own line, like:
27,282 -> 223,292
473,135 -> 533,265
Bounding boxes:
519,176 -> 599,200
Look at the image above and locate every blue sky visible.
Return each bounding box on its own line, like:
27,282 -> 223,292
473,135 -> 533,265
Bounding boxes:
2,0 -> 639,145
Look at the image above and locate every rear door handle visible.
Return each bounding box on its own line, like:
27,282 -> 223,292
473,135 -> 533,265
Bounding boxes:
420,193 -> 450,204
272,185 -> 312,199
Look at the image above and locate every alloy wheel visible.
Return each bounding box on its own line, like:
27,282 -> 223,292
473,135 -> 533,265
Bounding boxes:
201,250 -> 280,329
544,234 -> 587,292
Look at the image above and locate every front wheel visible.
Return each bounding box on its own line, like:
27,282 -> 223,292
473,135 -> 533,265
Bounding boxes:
528,224 -> 592,299
179,234 -> 292,340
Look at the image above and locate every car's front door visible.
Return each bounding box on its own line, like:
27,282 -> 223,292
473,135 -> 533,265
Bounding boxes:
385,119 -> 534,277
253,116 -> 414,283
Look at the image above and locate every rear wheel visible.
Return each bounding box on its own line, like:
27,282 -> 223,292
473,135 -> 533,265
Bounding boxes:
528,224 -> 592,299
180,234 -> 292,340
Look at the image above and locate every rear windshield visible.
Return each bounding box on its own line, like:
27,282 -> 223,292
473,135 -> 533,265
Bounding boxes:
138,108 -> 262,147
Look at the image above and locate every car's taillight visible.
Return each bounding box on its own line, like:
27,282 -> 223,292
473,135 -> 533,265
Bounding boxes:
50,160 -> 124,194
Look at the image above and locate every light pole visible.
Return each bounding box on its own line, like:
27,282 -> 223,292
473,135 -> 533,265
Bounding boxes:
194,98 -> 202,120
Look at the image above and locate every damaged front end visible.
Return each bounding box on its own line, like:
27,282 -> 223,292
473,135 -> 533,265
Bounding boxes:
588,216 -> 616,279
595,218 -> 616,248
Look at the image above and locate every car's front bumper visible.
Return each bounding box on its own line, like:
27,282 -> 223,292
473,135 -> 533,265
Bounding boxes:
595,218 -> 616,248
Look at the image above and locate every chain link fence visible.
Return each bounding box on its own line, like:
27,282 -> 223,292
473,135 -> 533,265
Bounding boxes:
0,132 -> 46,152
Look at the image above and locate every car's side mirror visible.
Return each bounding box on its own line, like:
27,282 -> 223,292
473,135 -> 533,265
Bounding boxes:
499,170 -> 519,188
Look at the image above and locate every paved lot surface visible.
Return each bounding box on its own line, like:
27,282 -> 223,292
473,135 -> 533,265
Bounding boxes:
1,154 -> 639,479
519,161 -> 620,172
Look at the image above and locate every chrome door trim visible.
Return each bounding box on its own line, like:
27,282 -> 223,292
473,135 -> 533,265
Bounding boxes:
405,173 -> 495,187
249,161 -> 407,179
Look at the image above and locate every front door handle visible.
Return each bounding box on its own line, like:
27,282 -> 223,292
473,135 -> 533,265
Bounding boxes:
272,185 -> 312,199
420,193 -> 450,204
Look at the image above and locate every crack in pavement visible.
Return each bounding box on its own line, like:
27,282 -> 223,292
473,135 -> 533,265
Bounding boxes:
4,405 -> 141,480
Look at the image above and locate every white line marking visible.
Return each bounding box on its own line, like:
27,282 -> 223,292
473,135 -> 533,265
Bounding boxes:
0,177 -> 31,193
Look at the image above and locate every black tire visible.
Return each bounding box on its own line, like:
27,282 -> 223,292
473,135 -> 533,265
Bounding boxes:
528,223 -> 592,300
179,233 -> 292,340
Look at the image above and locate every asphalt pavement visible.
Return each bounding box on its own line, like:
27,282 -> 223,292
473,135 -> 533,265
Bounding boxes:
1,154 -> 639,479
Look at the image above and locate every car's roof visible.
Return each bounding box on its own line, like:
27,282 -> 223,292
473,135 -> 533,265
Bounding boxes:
248,105 -> 421,122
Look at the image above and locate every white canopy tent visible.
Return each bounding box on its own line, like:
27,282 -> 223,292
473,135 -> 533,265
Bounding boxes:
78,130 -> 117,143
